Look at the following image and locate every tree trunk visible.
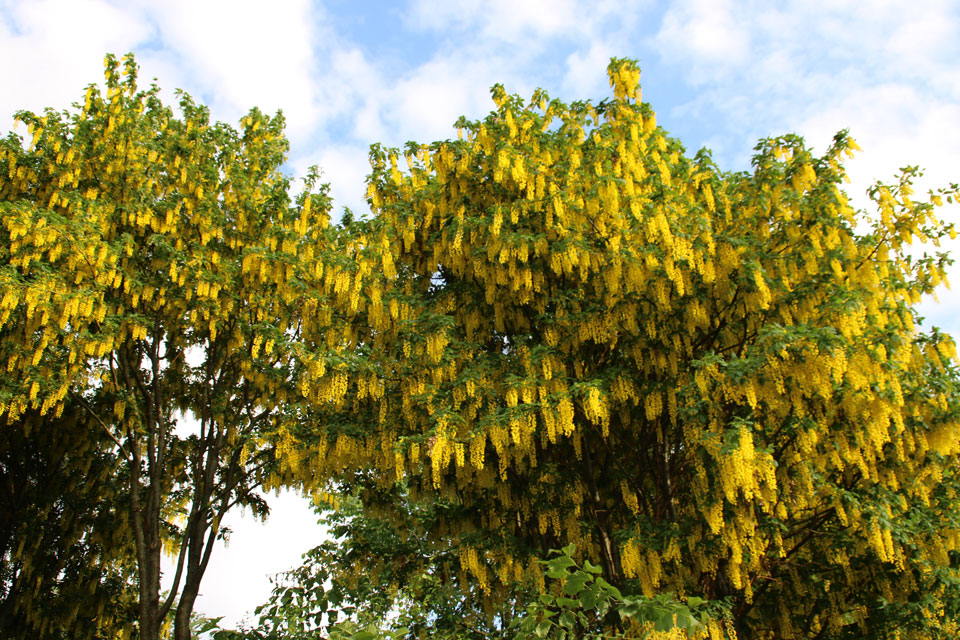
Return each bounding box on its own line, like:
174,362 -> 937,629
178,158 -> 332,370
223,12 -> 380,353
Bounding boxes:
137,510 -> 162,640
173,441 -> 231,640
581,437 -> 622,586
173,576 -> 200,640
130,437 -> 164,640
173,520 -> 207,640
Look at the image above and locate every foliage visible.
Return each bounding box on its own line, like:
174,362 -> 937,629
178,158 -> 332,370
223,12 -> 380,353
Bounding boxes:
279,58 -> 960,638
212,489 -> 528,639
0,399 -> 138,638
507,544 -> 720,639
216,541 -> 724,640
0,54 -> 357,640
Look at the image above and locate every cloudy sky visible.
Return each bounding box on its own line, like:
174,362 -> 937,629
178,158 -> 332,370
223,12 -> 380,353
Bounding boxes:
3,0 -> 959,627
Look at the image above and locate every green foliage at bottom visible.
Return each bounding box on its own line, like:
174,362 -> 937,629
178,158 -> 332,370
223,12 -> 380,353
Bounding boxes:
211,535 -> 730,640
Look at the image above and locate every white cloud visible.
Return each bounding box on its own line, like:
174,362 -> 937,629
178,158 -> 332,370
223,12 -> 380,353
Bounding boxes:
407,0 -> 581,40
295,144 -> 373,218
475,0 -> 581,42
564,40 -> 617,97
650,0 -> 960,173
797,82 -> 960,199
0,0 -> 325,140
407,0 -> 644,45
653,0 -> 751,82
385,56 -> 497,142
404,0 -> 481,32
131,0 -> 322,138
0,0 -> 152,128
322,47 -> 387,141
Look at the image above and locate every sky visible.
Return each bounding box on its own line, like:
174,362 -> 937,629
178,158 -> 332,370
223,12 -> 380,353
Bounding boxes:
3,0 -> 959,628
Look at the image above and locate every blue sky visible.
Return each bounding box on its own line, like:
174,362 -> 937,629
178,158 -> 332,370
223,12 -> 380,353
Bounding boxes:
3,0 -> 959,627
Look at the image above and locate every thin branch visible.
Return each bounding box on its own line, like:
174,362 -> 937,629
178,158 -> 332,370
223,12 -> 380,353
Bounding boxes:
158,520 -> 190,620
69,390 -> 130,460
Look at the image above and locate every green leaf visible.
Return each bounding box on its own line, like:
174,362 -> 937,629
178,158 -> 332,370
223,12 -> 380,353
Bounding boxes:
546,555 -> 577,572
582,559 -> 603,575
546,566 -> 571,579
578,586 -> 599,610
563,573 -> 591,596
595,578 -> 621,600
535,620 -> 553,638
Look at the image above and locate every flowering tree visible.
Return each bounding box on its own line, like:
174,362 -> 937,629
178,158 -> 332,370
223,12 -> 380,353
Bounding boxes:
307,59 -> 960,638
0,55 -> 360,640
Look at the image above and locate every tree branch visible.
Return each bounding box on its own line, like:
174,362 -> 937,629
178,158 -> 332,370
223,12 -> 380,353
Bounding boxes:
69,390 -> 130,461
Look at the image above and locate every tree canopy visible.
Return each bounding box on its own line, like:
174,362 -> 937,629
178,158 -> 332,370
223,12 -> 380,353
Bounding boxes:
273,58 -> 960,639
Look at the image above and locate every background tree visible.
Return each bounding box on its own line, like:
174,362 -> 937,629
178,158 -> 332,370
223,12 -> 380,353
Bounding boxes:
0,399 -> 138,639
219,489 -> 713,640
295,59 -> 960,638
222,487 -> 535,640
221,509 -> 713,640
0,54 -> 360,640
